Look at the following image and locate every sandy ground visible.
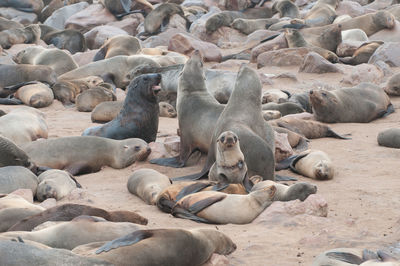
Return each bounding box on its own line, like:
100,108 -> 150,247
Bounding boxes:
2,63 -> 400,265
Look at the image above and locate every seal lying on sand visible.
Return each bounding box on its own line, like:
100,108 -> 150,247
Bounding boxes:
377,128 -> 400,149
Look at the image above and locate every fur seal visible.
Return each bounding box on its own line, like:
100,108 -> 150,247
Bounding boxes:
262,89 -> 290,104
59,55 -> 160,89
22,136 -> 150,175
0,135 -> 36,171
14,46 -> 78,76
91,101 -> 124,123
38,0 -> 92,22
0,194 -> 45,232
385,73 -> 400,96
310,83 -> 393,123
377,128 -> 400,149
172,184 -> 276,224
272,0 -> 299,18
76,85 -> 116,112
269,117 -> 350,139
0,238 -> 112,265
8,203 -> 148,232
156,181 -> 249,213
82,74 -> 161,142
2,216 -> 144,250
144,3 -> 184,34
0,166 -> 38,194
206,11 -> 245,34
0,0 -> 44,13
263,110 -> 281,121
251,180 -> 317,202
231,18 -> 279,35
304,0 -> 339,27
93,35 -> 141,61
262,102 -> 305,116
285,29 -> 339,63
339,41 -> 383,65
14,82 -> 54,108
302,23 -> 342,52
150,51 -> 224,167
53,76 -> 103,105
36,170 -> 78,201
127,168 -> 172,205
208,131 -> 247,185
177,65 -> 275,184
0,24 -> 40,49
278,149 -> 334,180
288,92 -> 312,113
42,29 -> 86,54
73,228 -> 236,266
159,101 -> 177,118
0,107 -> 48,146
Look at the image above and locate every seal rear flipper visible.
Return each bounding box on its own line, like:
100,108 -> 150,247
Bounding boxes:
150,156 -> 185,168
156,197 -> 176,213
381,104 -> 395,118
326,251 -> 363,264
289,153 -> 309,174
176,182 -> 212,201
186,195 -> 226,214
171,170 -> 209,181
276,122 -> 303,136
260,34 -> 280,43
171,206 -> 212,223
362,249 -> 379,261
275,155 -> 298,170
93,46 -> 107,61
115,10 -> 145,19
326,128 -> 352,140
275,175 -> 297,181
96,230 -> 153,254
0,98 -> 23,105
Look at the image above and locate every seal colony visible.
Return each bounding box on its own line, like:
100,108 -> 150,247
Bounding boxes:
0,0 -> 399,264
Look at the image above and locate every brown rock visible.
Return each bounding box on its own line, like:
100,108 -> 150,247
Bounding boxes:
84,26 -> 128,50
72,49 -> 99,67
142,28 -> 186,48
10,189 -> 33,203
65,4 -> 116,33
368,42 -> 400,67
299,52 -> 342,74
336,1 -> 365,18
166,14 -> 188,32
168,33 -> 222,62
163,136 -> 180,156
257,47 -> 310,68
106,14 -> 144,36
274,131 -> 293,162
251,33 -> 288,62
206,27 -> 247,48
340,63 -> 384,85
147,142 -> 173,161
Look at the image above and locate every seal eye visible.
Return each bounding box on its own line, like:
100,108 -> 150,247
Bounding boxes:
238,160 -> 243,169
134,146 -> 141,151
322,92 -> 327,97
234,136 -> 237,142
220,136 -> 225,143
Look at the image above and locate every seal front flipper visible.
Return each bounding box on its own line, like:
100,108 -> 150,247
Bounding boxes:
326,128 -> 352,140
171,169 -> 209,181
275,175 -> 297,181
149,156 -> 184,168
275,155 -> 298,171
93,46 -> 107,62
210,183 -> 229,191
326,251 -> 363,264
186,195 -> 226,214
65,163 -> 97,176
176,182 -> 212,201
0,98 -> 23,105
96,230 -> 153,254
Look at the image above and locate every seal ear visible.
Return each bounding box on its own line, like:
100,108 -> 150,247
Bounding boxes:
249,175 -> 263,184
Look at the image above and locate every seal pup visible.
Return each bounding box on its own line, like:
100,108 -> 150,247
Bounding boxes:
82,74 -> 161,142
2,216 -> 144,250
251,180 -> 317,202
91,101 -> 124,123
156,180 -> 250,213
262,102 -> 305,117
310,83 -> 393,123
269,117 -> 351,139
0,166 -> 38,194
303,0 -> 339,27
0,238 -> 112,265
22,136 -> 150,175
93,35 -> 141,61
8,203 -> 148,232
127,168 -> 172,205
0,0 -> 44,13
263,110 -> 281,121
339,41 -> 384,65
76,85 -> 116,112
150,50 -> 224,167
377,128 -> 400,149
73,228 -> 236,266
0,135 -> 37,171
144,3 -> 185,34
172,185 -> 276,224
0,107 -> 48,146
36,170 -> 78,201
14,82 -> 54,108
385,73 -> 400,96
231,18 -> 279,35
277,150 -> 334,180
0,194 -> 45,232
159,101 -> 177,118
0,24 -> 40,49
272,0 -> 299,18
208,131 -> 247,185
175,65 -> 275,184
13,46 -> 78,76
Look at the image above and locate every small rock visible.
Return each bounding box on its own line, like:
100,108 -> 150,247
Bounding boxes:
0,7 -> 37,25
163,136 -> 180,156
274,131 -> 293,162
106,14 -> 144,36
257,47 -> 310,68
147,142 -> 173,161
336,1 -> 365,18
72,49 -> 99,67
39,198 -> 57,209
10,189 -> 33,203
368,42 -> 400,67
44,2 -> 89,30
299,52 -> 342,74
340,63 -> 384,85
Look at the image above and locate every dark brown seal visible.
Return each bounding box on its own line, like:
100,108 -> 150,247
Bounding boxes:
8,203 -> 148,231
